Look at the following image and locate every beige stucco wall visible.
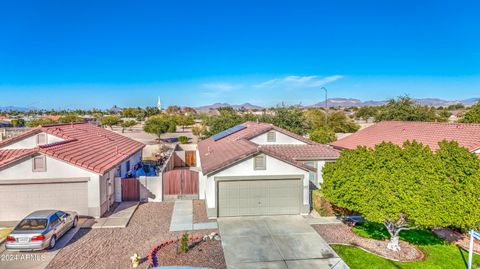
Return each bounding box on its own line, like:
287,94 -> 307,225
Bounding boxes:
1,132 -> 64,149
249,130 -> 306,145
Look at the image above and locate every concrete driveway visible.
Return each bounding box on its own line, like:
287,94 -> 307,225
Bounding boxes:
218,215 -> 349,269
0,225 -> 79,269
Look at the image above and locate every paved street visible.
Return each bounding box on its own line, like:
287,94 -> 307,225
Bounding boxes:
218,215 -> 349,269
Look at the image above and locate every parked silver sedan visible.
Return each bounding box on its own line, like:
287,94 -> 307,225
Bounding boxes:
5,210 -> 78,251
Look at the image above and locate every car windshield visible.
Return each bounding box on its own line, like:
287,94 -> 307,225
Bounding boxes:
16,219 -> 48,230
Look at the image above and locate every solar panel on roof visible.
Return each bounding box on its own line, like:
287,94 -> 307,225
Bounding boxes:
212,124 -> 247,141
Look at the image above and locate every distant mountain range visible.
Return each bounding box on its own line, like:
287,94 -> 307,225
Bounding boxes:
311,97 -> 480,107
0,106 -> 37,112
196,97 -> 480,110
195,102 -> 264,111
1,97 -> 479,112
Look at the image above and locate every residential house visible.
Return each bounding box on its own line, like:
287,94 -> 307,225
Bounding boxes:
331,121 -> 480,157
196,121 -> 339,218
0,123 -> 144,221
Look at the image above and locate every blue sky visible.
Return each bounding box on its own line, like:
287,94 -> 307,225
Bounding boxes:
0,0 -> 479,109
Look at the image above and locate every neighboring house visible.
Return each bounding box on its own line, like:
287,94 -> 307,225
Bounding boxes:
331,121 -> 480,157
196,121 -> 339,218
0,123 -> 145,221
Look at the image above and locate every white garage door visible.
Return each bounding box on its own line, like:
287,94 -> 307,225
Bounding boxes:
218,179 -> 302,217
0,181 -> 88,221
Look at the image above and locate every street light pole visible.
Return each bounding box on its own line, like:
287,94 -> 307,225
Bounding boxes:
321,87 -> 328,127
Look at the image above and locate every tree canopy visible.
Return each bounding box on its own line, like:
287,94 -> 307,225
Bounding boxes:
26,118 -> 56,127
143,115 -> 177,140
460,102 -> 480,123
322,140 -> 480,251
375,96 -> 440,122
100,115 -> 121,129
304,108 -> 359,133
58,114 -> 83,123
120,120 -> 137,133
309,128 -> 337,144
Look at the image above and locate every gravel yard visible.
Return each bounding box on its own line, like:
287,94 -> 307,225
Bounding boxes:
313,223 -> 423,261
46,202 -> 225,269
193,200 -> 215,224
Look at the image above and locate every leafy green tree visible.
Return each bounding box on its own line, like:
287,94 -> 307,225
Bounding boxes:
122,107 -> 145,120
355,106 -> 379,121
58,114 -> 83,123
145,106 -> 160,117
10,118 -> 25,127
176,114 -> 195,131
460,102 -> 480,123
323,141 -> 480,251
120,120 -> 137,133
309,128 -> 337,144
101,115 -> 121,130
204,107 -> 243,136
178,136 -> 189,144
26,118 -> 57,127
304,109 -> 359,133
144,115 -> 176,140
192,125 -> 206,139
268,106 -> 308,135
327,111 -> 360,133
376,96 -> 437,122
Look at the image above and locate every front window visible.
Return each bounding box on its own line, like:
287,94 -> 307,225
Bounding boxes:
32,156 -> 46,172
254,154 -> 266,170
36,133 -> 47,145
267,131 -> 276,142
16,219 -> 48,230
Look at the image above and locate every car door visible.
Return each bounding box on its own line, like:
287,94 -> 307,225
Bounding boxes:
55,211 -> 69,236
49,214 -> 63,238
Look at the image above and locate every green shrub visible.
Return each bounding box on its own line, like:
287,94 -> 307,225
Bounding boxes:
179,232 -> 189,253
178,136 -> 189,144
309,128 -> 337,144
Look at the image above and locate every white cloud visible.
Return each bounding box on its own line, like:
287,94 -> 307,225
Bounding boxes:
254,75 -> 344,88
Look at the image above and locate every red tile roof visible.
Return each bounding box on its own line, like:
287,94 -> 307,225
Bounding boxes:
262,144 -> 339,160
198,121 -> 339,175
331,121 -> 480,152
0,149 -> 37,167
0,123 -> 145,174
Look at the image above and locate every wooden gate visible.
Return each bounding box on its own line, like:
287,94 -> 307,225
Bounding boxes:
121,178 -> 140,201
163,169 -> 198,200
185,151 -> 196,167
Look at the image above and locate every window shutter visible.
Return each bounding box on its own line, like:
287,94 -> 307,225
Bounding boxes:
254,155 -> 266,170
37,133 -> 47,145
267,131 -> 276,142
33,156 -> 46,172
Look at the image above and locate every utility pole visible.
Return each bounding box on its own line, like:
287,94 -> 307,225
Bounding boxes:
321,87 -> 328,128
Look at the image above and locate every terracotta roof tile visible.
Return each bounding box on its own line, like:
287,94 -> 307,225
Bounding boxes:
331,121 -> 480,152
0,123 -> 145,174
261,144 -> 339,160
0,149 -> 37,167
198,121 -> 339,175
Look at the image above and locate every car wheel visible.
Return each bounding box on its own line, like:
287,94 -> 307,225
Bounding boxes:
49,235 -> 56,249
72,217 -> 78,228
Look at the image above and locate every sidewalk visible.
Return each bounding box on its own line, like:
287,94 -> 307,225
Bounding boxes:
90,201 -> 139,229
169,200 -> 217,232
